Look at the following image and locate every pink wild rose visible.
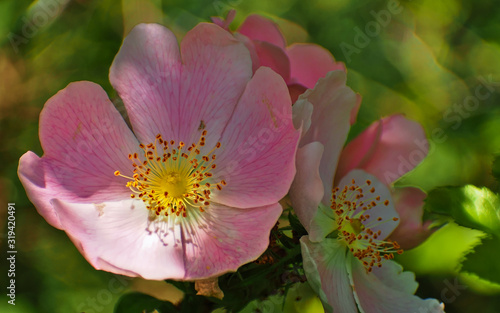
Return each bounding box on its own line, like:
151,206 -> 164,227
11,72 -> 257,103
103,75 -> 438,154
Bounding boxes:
18,23 -> 300,280
289,71 -> 444,312
212,11 -> 355,106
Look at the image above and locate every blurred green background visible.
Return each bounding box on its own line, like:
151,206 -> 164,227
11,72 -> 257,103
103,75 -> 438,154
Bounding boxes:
0,0 -> 499,312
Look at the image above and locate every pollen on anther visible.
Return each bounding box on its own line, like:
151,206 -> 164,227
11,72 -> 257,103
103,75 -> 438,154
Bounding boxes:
115,131 -> 224,219
384,200 -> 390,206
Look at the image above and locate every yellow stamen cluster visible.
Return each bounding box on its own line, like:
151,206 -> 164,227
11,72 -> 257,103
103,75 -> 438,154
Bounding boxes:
331,179 -> 403,273
114,131 -> 226,218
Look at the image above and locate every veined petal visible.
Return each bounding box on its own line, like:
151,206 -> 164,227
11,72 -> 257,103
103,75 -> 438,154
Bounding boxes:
179,23 -> 252,147
337,115 -> 429,186
182,202 -> 282,280
214,67 -> 300,208
110,23 -> 252,147
18,81 -> 140,229
287,44 -> 345,89
238,14 -> 286,49
300,237 -> 358,313
299,71 -> 357,204
52,199 -> 186,280
348,256 -> 444,313
109,23 -> 182,144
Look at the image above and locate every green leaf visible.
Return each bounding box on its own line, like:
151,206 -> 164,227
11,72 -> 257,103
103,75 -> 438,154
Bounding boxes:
462,236 -> 500,285
424,185 -> 500,237
113,292 -> 177,313
288,211 -> 307,238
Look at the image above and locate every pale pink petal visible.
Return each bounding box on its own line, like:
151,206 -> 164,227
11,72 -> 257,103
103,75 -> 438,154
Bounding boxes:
301,237 -> 358,313
183,202 -> 282,279
287,44 -> 346,89
349,256 -> 444,313
371,259 -> 418,294
292,95 -> 313,136
179,23 -> 252,146
253,40 -> 290,82
299,71 -> 357,204
336,170 -> 399,240
52,199 -> 186,280
18,81 -> 140,229
213,67 -> 300,208
18,152 -> 63,228
289,142 -> 325,235
110,23 -> 252,147
289,142 -> 336,242
389,187 -> 436,249
109,23 -> 181,144
238,14 -> 286,48
337,115 -> 429,186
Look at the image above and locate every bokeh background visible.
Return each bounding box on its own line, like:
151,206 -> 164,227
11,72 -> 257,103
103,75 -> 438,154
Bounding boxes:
1,0 -> 499,312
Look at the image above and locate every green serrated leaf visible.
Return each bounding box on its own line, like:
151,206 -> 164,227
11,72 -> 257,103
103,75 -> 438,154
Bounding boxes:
424,185 -> 500,237
461,236 -> 500,285
113,292 -> 177,313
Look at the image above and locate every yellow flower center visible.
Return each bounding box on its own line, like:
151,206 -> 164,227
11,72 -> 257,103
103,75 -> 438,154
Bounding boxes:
114,131 -> 226,219
331,178 -> 403,273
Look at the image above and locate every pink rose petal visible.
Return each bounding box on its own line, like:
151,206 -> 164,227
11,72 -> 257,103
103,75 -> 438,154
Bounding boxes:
110,23 -> 252,147
389,187 -> 436,249
238,14 -> 286,49
213,67 -> 300,208
183,202 -> 282,279
53,199 -> 186,280
18,81 -> 140,228
289,142 -> 325,236
287,44 -> 346,89
109,23 -> 181,144
337,115 -> 429,186
253,40 -> 291,82
299,71 -> 357,204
